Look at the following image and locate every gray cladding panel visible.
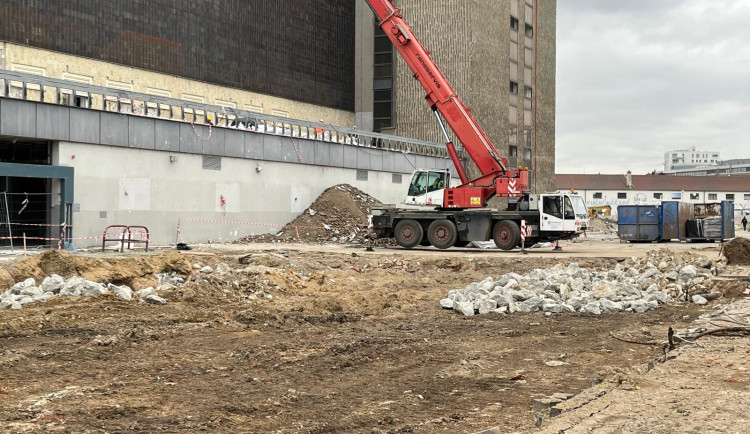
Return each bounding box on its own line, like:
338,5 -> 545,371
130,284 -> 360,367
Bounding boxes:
128,117 -> 155,149
382,151 -> 395,173
330,142 -> 344,167
36,104 -> 70,140
370,150 -> 383,171
357,148 -> 371,170
224,130 -> 244,158
100,112 -> 128,147
154,121 -> 179,151
415,155 -> 428,170
69,109 -> 100,144
343,145 -> 358,168
179,122 -> 204,154
314,142 -> 331,166
296,139 -> 315,164
244,133 -> 263,159
262,135 -> 283,161
204,127 -> 225,156
0,99 -> 36,137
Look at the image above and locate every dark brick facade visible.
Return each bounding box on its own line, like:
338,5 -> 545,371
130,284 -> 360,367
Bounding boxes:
0,0 -> 355,111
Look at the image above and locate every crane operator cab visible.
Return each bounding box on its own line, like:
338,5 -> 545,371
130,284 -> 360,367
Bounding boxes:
405,169 -> 451,207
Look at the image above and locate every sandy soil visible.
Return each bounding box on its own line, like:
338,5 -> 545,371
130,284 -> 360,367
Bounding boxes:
0,239 -> 746,433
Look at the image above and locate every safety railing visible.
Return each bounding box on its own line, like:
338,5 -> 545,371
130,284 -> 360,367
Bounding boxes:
0,70 -> 458,160
102,225 -> 150,252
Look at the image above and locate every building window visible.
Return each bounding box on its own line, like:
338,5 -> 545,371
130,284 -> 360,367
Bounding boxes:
689,193 -> 699,200
745,194 -> 750,200
593,192 -> 602,199
618,192 -> 627,199
373,25 -> 394,132
525,24 -> 534,38
726,194 -> 735,200
671,192 -> 682,199
510,81 -> 519,95
510,17 -> 519,31
653,193 -> 663,199
708,193 -> 718,200
509,145 -> 518,157
524,86 -> 533,99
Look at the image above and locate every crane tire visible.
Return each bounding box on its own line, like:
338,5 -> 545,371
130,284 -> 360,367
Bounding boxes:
427,219 -> 458,249
394,219 -> 423,249
493,220 -> 520,251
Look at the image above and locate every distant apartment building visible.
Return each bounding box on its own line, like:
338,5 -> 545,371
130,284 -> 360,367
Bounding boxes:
668,159 -> 750,177
556,173 -> 750,216
664,146 -> 720,171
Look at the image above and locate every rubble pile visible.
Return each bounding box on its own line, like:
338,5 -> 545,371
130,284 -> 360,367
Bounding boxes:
442,249 -> 722,316
236,184 -> 383,245
0,272 -> 185,311
586,217 -> 617,234
722,237 -> 750,265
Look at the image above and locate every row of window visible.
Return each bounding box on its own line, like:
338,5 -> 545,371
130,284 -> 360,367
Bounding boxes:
510,81 -> 533,98
510,17 -> 534,38
592,192 -> 750,201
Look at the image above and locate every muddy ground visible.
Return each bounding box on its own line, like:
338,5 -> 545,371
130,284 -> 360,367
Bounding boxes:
0,242 -> 745,433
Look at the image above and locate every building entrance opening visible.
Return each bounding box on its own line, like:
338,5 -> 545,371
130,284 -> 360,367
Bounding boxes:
0,139 -> 62,248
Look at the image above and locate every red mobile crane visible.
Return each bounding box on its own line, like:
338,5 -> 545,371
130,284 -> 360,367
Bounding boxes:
366,0 -> 588,249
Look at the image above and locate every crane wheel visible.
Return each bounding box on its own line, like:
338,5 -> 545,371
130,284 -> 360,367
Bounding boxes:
394,219 -> 423,249
427,219 -> 458,249
493,220 -> 520,251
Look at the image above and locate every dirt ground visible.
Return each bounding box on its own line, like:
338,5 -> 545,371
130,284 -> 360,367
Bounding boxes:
0,237 -> 747,433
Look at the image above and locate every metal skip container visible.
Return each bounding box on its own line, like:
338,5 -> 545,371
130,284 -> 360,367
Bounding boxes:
618,205 -> 660,242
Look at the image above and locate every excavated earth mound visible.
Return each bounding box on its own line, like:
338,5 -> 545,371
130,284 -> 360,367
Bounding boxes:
722,237 -> 750,265
236,184 -> 384,245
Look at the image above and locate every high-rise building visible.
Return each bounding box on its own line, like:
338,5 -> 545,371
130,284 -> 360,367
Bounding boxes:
357,0 -> 557,193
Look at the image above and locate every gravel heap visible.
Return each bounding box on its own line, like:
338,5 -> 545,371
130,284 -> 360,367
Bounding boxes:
235,184 -> 382,245
441,249 -> 721,316
0,273 -> 186,311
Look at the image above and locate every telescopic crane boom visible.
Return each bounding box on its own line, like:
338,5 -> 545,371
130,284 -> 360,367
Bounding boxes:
365,0 -> 529,208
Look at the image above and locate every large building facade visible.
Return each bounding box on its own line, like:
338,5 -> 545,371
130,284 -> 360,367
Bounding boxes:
0,0 -> 559,245
367,0 -> 557,193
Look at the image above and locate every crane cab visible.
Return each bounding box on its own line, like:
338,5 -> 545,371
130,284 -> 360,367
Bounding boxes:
533,193 -> 589,234
404,169 -> 452,207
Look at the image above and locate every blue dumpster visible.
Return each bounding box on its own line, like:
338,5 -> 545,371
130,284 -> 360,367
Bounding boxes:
618,205 -> 660,241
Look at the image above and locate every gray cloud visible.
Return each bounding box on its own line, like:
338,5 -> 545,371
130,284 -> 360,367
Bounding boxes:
556,0 -> 750,174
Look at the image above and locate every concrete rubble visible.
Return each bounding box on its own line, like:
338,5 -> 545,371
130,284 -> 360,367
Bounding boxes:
0,272 -> 186,311
441,249 -> 722,316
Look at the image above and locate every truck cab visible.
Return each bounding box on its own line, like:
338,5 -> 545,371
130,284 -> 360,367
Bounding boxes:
538,193 -> 589,233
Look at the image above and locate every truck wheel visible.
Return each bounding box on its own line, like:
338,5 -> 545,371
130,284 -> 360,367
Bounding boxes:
427,219 -> 458,249
493,220 -> 520,250
394,219 -> 423,249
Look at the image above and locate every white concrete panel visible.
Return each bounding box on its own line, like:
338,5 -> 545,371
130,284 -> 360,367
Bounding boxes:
119,178 -> 151,211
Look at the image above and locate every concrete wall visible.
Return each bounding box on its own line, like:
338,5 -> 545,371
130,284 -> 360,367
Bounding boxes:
2,43 -> 354,126
355,1 -> 375,132
389,0 -> 556,193
54,141 -> 415,247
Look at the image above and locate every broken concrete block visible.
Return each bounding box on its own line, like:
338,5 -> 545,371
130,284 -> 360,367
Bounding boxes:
137,287 -> 156,298
599,299 -> 623,313
41,275 -> 65,294
200,266 -> 214,274
478,299 -> 498,315
113,285 -> 133,301
20,286 -> 43,297
439,298 -> 454,309
511,289 -> 534,301
145,294 -> 167,305
517,296 -> 542,313
580,302 -> 602,315
0,300 -> 11,310
11,278 -> 36,295
18,296 -> 34,305
692,294 -> 708,305
453,301 -> 475,316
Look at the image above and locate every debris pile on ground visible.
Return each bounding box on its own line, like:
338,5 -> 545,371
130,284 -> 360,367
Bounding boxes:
722,237 -> 750,265
586,217 -> 617,234
235,184 -> 383,245
442,249 -> 722,316
0,274 -> 179,310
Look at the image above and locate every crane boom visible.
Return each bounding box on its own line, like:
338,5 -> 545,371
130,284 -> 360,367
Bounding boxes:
365,0 -> 529,207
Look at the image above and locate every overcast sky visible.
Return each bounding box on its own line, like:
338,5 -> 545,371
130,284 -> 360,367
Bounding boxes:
555,0 -> 750,174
